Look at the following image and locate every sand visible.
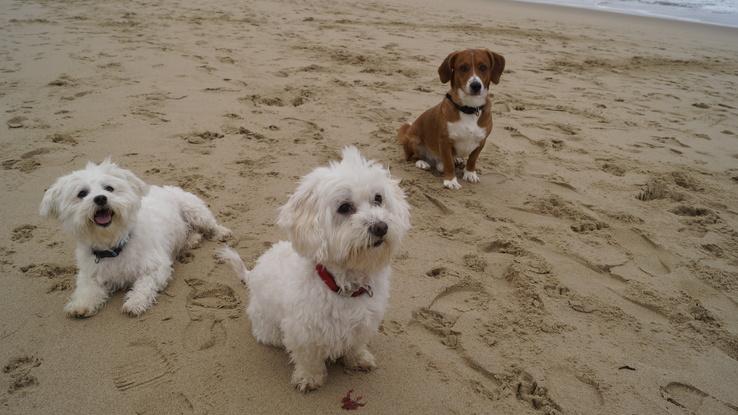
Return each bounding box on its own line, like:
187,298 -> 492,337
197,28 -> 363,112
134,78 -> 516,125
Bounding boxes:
2,0 -> 738,413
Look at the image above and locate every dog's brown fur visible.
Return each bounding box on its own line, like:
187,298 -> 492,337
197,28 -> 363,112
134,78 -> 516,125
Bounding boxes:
398,48 -> 505,187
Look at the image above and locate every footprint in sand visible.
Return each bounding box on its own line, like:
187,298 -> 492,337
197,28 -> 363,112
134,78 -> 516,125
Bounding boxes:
2,159 -> 41,173
184,278 -> 240,320
20,263 -> 76,293
10,225 -> 36,243
180,130 -> 224,145
48,132 -> 78,145
3,355 -> 42,394
463,254 -> 487,272
182,278 -> 240,351
133,391 -> 195,415
515,370 -> 563,413
412,277 -> 491,350
183,317 -> 227,351
546,367 -> 604,414
240,94 -> 284,107
661,382 -> 738,414
481,239 -> 527,256
111,339 -> 176,392
175,174 -> 224,200
611,228 -> 675,276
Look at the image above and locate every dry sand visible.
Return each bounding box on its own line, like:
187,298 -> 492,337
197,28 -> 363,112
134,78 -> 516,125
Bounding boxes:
2,0 -> 738,413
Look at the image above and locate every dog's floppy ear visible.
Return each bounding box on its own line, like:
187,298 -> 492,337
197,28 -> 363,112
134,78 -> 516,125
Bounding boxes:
486,49 -> 505,85
39,178 -> 65,219
277,171 -> 329,261
120,169 -> 149,197
438,51 -> 458,84
100,158 -> 149,197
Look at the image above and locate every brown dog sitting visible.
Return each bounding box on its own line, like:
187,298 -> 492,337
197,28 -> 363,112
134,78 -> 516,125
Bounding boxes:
398,48 -> 505,189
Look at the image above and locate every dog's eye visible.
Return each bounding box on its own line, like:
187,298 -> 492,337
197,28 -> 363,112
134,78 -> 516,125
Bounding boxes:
479,64 -> 488,71
104,185 -> 114,192
77,190 -> 89,199
459,64 -> 470,72
337,202 -> 355,215
374,194 -> 383,205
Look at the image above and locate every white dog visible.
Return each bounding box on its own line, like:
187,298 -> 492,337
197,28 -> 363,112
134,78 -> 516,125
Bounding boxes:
40,159 -> 231,317
218,147 -> 410,392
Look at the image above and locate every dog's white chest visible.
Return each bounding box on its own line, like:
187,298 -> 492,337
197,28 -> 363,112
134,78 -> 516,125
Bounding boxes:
447,114 -> 487,158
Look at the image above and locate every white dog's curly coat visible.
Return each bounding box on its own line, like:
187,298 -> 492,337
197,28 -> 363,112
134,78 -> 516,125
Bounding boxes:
218,147 -> 410,392
40,159 -> 231,317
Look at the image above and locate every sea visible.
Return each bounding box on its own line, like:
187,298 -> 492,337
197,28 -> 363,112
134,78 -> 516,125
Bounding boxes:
513,0 -> 738,27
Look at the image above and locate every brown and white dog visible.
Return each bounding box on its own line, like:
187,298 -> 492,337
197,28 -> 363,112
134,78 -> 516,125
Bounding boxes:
397,48 -> 505,189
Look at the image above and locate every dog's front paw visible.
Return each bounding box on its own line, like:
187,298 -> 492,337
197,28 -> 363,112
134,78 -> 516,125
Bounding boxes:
415,160 -> 431,170
291,369 -> 326,393
64,300 -> 101,318
463,170 -> 480,183
122,293 -> 152,316
443,177 -> 461,190
343,348 -> 377,372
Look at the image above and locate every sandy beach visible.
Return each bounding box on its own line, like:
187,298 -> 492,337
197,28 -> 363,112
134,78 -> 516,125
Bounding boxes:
2,0 -> 738,413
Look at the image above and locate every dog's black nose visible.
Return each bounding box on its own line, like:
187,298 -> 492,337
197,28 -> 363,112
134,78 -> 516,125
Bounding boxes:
369,221 -> 388,238
470,81 -> 482,93
93,195 -> 107,206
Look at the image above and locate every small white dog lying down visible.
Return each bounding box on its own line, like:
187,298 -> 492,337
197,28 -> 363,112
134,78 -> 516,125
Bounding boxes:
40,159 -> 231,317
218,147 -> 410,392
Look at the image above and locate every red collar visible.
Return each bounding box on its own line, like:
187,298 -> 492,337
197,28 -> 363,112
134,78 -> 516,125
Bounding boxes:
315,264 -> 372,298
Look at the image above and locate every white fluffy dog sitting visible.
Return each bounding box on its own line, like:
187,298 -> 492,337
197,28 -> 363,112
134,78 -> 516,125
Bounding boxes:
40,159 -> 231,317
218,147 -> 410,392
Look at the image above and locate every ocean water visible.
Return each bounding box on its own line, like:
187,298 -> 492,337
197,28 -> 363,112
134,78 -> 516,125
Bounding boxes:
514,0 -> 738,27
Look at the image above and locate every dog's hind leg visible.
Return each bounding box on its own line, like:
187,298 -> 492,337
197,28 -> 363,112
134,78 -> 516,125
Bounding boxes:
397,123 -> 420,161
175,190 -> 231,241
185,232 -> 203,249
247,304 -> 282,347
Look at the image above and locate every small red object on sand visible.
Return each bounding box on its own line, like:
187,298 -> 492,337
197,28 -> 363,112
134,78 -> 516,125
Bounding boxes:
341,389 -> 366,410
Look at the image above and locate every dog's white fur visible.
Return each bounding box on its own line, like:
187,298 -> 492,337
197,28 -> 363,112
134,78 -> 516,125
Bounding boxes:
40,159 -> 231,317
218,147 -> 410,392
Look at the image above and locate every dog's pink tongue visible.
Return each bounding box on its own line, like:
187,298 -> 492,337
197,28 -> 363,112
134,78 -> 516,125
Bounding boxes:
94,210 -> 112,225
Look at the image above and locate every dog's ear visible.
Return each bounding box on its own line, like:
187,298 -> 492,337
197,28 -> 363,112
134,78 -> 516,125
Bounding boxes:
438,51 -> 458,84
486,49 -> 505,85
277,172 -> 329,261
100,159 -> 149,197
120,169 -> 149,197
39,178 -> 65,219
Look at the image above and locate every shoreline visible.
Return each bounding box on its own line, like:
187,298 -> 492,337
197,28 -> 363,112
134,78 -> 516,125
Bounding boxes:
509,0 -> 738,29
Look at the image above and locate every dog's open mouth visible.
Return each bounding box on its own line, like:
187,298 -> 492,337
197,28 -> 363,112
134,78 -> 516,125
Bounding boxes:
93,208 -> 114,227
372,239 -> 384,248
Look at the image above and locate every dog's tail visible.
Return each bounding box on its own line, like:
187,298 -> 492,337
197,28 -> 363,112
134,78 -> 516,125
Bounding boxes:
397,123 -> 417,161
216,247 -> 251,285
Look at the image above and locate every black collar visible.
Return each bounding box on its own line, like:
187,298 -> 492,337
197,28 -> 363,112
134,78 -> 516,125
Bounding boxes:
92,234 -> 130,263
445,93 -> 485,116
